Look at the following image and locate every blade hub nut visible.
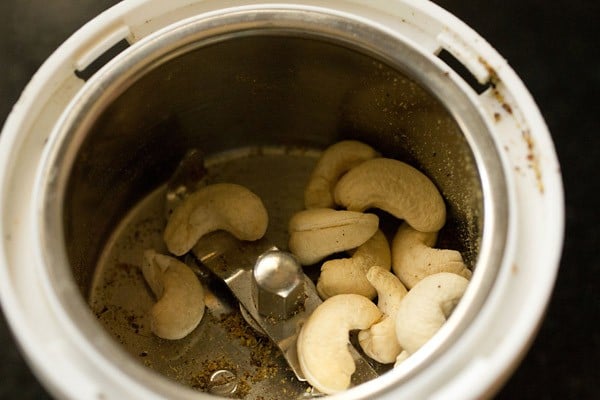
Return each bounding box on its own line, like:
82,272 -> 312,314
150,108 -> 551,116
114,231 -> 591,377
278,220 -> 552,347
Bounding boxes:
253,250 -> 305,320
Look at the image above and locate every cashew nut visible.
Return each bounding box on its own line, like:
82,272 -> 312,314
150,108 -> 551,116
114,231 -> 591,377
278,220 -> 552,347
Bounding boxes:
164,183 -> 268,256
392,223 -> 471,289
288,208 -> 379,265
304,140 -> 378,209
358,266 -> 407,363
142,250 -> 205,340
395,272 -> 469,361
334,158 -> 446,232
297,294 -> 382,394
316,230 -> 391,300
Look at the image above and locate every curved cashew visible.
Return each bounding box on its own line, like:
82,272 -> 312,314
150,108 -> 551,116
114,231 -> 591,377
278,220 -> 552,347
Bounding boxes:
392,223 -> 471,289
358,266 -> 407,363
395,272 -> 469,360
297,294 -> 382,394
288,208 -> 379,265
316,230 -> 391,300
142,250 -> 205,340
164,183 -> 268,256
304,140 -> 378,209
334,158 -> 446,232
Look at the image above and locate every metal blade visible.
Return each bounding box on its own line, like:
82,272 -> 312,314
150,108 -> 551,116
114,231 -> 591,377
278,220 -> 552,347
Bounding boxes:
191,231 -> 379,386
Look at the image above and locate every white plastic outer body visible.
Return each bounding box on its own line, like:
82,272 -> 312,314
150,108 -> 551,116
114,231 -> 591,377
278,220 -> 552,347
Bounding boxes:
0,1 -> 563,400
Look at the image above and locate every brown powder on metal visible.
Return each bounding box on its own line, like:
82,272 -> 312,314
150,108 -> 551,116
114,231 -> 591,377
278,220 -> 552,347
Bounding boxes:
218,312 -> 280,382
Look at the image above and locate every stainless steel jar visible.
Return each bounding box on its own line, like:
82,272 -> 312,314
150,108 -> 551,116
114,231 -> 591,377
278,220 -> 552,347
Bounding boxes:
0,1 -> 563,399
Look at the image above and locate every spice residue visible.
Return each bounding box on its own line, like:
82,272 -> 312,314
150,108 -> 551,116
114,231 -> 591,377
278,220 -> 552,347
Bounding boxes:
219,312 -> 280,383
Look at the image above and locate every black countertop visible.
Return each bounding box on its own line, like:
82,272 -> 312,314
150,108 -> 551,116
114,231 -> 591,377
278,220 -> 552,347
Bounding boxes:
1,1 -> 598,399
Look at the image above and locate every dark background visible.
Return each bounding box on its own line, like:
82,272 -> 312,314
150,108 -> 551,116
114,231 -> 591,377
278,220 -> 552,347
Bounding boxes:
0,0 -> 597,399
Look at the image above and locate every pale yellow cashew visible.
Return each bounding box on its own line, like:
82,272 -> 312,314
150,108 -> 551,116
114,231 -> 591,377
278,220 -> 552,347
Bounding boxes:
304,140 -> 378,209
316,230 -> 391,300
297,294 -> 382,394
288,208 -> 379,265
358,266 -> 407,363
164,183 -> 268,256
394,272 -> 469,364
142,250 -> 205,340
334,158 -> 446,233
392,223 -> 471,289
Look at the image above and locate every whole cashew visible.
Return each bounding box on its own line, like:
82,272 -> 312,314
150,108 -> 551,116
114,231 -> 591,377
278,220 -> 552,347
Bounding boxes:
164,183 -> 268,256
395,272 -> 469,361
392,223 -> 471,289
288,208 -> 379,265
334,158 -> 446,232
142,250 -> 205,340
316,230 -> 391,300
358,266 -> 407,363
304,140 -> 378,209
297,294 -> 382,394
